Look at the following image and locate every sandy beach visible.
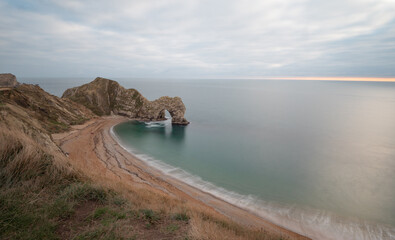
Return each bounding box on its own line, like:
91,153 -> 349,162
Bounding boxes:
52,116 -> 309,240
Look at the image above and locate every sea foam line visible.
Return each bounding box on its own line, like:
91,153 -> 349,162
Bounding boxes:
110,125 -> 395,240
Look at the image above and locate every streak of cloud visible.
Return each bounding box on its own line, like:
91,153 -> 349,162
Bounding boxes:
0,0 -> 394,78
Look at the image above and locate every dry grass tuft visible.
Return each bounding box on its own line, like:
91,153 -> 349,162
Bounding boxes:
0,129 -> 77,188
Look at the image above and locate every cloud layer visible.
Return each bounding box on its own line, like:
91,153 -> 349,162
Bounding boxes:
0,0 -> 394,77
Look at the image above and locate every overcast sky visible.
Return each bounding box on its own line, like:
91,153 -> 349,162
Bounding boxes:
0,0 -> 394,78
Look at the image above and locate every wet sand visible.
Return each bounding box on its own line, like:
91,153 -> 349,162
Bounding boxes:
52,116 -> 309,240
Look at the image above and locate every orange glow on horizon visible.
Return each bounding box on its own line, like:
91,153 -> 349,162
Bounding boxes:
244,77 -> 395,82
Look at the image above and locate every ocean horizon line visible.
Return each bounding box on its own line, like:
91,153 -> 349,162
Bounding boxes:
17,76 -> 395,82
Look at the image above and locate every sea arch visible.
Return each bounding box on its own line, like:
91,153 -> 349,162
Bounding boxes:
142,96 -> 190,125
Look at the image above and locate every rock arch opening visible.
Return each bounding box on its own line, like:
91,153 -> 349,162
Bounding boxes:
165,110 -> 171,119
157,109 -> 174,121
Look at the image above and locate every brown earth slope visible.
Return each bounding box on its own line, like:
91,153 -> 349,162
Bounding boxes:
0,83 -> 95,133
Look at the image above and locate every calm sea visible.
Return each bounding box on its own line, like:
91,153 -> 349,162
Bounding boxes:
23,78 -> 395,240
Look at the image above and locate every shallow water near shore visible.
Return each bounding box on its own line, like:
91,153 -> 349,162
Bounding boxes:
26,78 -> 395,239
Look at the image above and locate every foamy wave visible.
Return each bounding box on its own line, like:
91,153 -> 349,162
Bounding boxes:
110,126 -> 395,240
144,118 -> 172,128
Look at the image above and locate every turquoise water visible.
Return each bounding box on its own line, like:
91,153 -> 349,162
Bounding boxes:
25,78 -> 395,239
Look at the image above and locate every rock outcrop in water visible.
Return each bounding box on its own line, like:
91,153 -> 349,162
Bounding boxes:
0,73 -> 19,87
62,77 -> 189,125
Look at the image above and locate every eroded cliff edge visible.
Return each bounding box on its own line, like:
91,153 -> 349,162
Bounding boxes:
0,73 -> 19,87
62,77 -> 190,125
0,80 -> 95,135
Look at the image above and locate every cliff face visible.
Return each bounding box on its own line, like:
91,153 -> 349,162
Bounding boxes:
62,77 -> 189,125
0,73 -> 19,87
0,83 -> 95,134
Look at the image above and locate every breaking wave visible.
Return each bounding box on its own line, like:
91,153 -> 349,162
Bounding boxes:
144,118 -> 172,128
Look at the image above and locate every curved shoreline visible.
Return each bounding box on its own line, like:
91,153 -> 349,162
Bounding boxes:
110,123 -> 314,238
110,120 -> 395,240
53,116 -> 310,240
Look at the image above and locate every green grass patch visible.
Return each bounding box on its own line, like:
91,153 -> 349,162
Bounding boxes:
140,209 -> 160,223
112,196 -> 127,206
166,224 -> 179,233
173,212 -> 190,222
47,118 -> 69,133
70,117 -> 88,125
0,191 -> 59,240
47,198 -> 75,219
75,226 -> 118,240
0,181 -> 123,239
60,183 -> 107,203
93,207 -> 109,219
89,206 -> 127,226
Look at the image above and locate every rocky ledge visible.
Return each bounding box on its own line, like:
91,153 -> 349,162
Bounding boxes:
62,77 -> 189,125
0,73 -> 19,87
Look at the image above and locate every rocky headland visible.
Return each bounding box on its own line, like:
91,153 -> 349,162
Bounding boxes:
62,77 -> 190,125
0,73 -> 19,87
0,81 -> 95,135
